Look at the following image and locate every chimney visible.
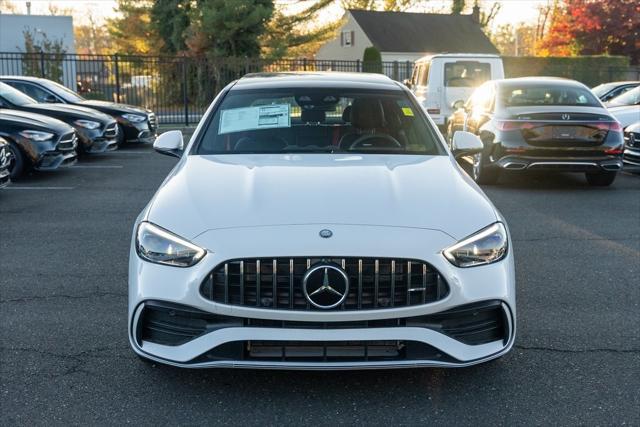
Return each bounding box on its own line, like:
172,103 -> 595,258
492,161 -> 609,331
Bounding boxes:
471,2 -> 480,23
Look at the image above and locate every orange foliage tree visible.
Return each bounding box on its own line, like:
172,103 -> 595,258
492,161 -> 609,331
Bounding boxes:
538,0 -> 640,63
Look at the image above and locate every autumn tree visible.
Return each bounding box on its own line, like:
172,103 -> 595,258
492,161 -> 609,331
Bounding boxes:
539,0 -> 640,63
107,0 -> 158,55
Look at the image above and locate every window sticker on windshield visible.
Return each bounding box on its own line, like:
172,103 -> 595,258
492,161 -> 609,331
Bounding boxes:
402,107 -> 414,117
219,104 -> 291,134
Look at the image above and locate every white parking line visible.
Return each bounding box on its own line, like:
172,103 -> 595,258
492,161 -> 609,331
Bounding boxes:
70,165 -> 123,169
4,186 -> 75,190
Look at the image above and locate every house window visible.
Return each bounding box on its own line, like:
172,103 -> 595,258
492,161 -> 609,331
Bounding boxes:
340,30 -> 355,47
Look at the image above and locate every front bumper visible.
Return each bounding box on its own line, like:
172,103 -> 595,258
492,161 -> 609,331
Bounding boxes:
34,150 -> 77,170
128,224 -> 516,369
121,119 -> 157,144
76,127 -> 118,154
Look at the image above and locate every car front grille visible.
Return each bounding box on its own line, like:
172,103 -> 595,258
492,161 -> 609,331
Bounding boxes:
103,122 -> 118,138
624,131 -> 639,148
148,113 -> 157,130
56,132 -> 77,151
200,257 -> 449,311
196,340 -> 453,363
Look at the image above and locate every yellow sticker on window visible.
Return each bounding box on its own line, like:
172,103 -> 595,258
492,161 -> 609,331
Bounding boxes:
402,107 -> 414,116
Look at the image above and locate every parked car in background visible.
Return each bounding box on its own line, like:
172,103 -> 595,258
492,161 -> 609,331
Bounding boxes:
0,82 -> 118,154
0,109 -> 77,179
592,81 -> 639,102
405,54 -> 504,128
0,76 -> 158,145
623,122 -> 640,167
605,86 -> 640,128
0,137 -> 11,188
447,77 -> 624,186
130,72 -> 515,369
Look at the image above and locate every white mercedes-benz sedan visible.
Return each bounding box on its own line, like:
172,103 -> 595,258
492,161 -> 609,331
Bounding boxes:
129,72 -> 516,369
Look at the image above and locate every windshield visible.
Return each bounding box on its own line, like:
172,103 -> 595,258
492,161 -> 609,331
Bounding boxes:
499,83 -> 601,107
444,61 -> 491,88
0,82 -> 36,106
591,83 -> 618,98
43,80 -> 85,102
196,89 -> 444,155
607,86 -> 640,107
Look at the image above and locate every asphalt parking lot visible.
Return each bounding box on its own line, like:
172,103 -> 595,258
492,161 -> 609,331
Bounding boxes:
1,144 -> 638,425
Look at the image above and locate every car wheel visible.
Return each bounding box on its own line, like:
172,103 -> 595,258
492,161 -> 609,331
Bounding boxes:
7,141 -> 26,180
116,124 -> 126,146
585,171 -> 617,186
472,152 -> 500,185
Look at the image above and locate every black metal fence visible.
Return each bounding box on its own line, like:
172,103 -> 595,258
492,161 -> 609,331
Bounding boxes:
1,52 -> 638,126
0,52 -> 414,125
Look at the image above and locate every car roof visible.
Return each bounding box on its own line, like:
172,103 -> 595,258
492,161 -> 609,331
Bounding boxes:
0,75 -> 46,83
231,72 -> 402,91
415,53 -> 501,63
492,77 -> 588,88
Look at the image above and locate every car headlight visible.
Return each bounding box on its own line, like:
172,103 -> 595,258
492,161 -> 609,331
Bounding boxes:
74,119 -> 101,129
122,113 -> 146,123
443,222 -> 508,268
19,130 -> 55,141
135,222 -> 206,267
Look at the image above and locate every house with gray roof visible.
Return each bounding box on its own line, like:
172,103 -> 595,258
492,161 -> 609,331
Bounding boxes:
316,8 -> 498,63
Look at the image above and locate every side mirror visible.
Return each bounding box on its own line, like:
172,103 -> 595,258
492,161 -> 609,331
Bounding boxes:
451,100 -> 465,111
403,79 -> 412,89
153,130 -> 184,158
451,131 -> 483,158
44,94 -> 57,103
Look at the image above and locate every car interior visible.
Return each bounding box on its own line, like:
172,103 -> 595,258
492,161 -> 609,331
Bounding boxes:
198,92 -> 440,155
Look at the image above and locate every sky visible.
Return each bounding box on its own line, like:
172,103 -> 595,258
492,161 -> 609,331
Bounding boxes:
1,0 -> 549,29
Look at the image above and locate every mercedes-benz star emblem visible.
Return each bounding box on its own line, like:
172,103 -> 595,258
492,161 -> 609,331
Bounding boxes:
302,264 -> 349,309
319,229 -> 333,238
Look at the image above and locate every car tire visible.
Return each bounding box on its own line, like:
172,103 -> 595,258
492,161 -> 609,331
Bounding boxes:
7,141 -> 26,180
471,152 -> 500,185
116,124 -> 126,146
585,171 -> 617,186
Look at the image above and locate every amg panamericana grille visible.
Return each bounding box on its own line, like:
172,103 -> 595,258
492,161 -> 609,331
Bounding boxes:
200,257 -> 449,311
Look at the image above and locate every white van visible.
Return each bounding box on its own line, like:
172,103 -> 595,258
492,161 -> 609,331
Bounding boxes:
406,54 -> 504,127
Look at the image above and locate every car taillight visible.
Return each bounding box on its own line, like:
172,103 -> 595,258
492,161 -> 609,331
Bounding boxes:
494,120 -> 535,131
426,108 -> 440,115
591,122 -> 623,135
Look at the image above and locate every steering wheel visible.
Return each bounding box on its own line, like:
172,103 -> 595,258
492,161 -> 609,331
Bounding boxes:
349,134 -> 402,150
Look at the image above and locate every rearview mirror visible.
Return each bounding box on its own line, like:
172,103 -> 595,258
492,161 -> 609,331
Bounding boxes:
451,131 -> 483,158
43,94 -> 57,103
153,130 -> 184,158
451,100 -> 465,111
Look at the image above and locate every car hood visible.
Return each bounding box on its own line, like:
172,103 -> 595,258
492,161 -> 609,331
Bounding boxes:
607,105 -> 640,127
79,100 -> 149,115
147,154 -> 498,241
0,108 -> 74,133
25,103 -> 114,123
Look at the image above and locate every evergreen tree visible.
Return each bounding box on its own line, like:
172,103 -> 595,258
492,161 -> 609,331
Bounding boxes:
150,0 -> 191,54
186,0 -> 274,58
